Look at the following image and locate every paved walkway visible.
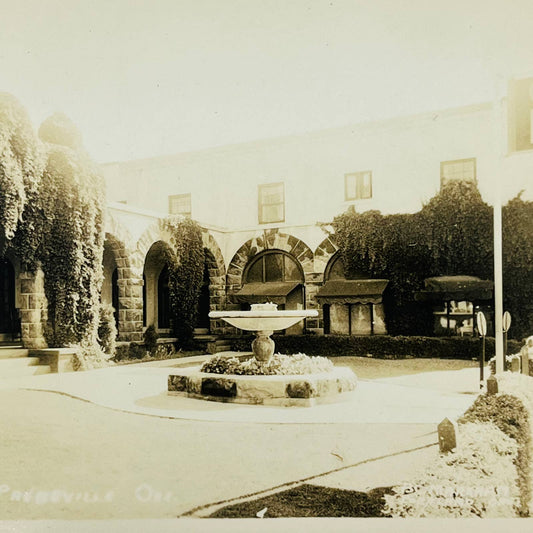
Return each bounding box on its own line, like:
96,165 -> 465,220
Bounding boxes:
0,354 -> 482,520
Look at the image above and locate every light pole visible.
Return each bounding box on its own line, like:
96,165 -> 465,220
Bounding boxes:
493,77 -> 505,374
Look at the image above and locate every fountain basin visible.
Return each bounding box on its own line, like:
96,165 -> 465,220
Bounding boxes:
209,309 -> 318,332
168,365 -> 357,407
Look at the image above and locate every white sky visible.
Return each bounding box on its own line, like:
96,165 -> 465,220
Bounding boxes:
1,0 -> 532,163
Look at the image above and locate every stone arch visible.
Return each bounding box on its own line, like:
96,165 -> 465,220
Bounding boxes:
103,232 -> 138,339
134,219 -> 173,272
314,236 -> 339,280
226,230 -> 314,292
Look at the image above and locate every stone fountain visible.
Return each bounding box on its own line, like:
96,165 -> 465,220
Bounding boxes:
167,303 -> 357,406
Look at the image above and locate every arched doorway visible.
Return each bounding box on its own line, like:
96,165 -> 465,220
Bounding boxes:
235,250 -> 305,334
0,258 -> 17,339
143,241 -> 173,334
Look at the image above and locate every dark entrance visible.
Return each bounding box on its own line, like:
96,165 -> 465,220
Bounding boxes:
0,258 -> 17,337
158,265 -> 170,329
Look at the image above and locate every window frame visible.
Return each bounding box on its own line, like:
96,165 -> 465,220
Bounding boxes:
168,193 -> 192,217
440,158 -> 477,187
258,182 -> 285,224
344,171 -> 373,201
244,250 -> 304,284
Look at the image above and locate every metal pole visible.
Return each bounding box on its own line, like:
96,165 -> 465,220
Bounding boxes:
480,334 -> 485,389
493,77 -> 505,375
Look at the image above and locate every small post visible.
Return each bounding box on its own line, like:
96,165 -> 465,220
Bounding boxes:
438,418 -> 457,453
487,375 -> 499,395
521,345 -> 529,375
476,312 -> 487,388
511,356 -> 520,373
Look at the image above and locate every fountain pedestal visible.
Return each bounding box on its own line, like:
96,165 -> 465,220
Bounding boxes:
251,330 -> 275,362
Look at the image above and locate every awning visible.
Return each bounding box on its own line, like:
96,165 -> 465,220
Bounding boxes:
414,275 -> 493,302
233,282 -> 302,304
316,279 -> 389,304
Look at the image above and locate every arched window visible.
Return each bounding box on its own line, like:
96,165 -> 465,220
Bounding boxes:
157,265 -> 170,329
244,251 -> 304,284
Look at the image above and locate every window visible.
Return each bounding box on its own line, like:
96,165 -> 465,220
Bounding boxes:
440,158 -> 476,187
245,251 -> 303,283
258,182 -> 284,224
169,193 -> 191,217
345,171 -> 372,201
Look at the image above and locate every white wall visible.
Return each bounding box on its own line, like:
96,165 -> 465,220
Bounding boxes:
102,101 -> 533,250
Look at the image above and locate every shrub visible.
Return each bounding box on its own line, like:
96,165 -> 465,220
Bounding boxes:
230,334 -> 522,360
112,343 -> 148,362
143,325 -> 158,353
460,393 -> 531,516
98,303 -> 117,355
73,341 -> 111,371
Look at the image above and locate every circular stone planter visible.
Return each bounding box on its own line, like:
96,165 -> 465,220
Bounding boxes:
167,366 -> 357,407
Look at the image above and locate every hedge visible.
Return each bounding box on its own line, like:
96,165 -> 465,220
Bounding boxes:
460,393 -> 531,516
230,334 -> 522,360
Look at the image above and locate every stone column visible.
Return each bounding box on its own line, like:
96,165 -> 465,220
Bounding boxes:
19,269 -> 47,349
117,268 -> 144,343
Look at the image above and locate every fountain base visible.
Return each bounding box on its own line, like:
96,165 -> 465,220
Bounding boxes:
168,366 -> 357,407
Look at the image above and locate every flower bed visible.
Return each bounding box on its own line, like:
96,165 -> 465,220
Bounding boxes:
200,353 -> 334,376
384,379 -> 533,518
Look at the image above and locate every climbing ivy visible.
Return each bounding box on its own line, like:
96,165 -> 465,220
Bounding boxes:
0,99 -> 105,349
164,216 -> 205,347
0,93 -> 43,254
332,182 -> 500,336
37,113 -> 105,347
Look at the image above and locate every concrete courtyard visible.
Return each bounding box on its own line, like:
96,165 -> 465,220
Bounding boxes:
0,355 -> 481,521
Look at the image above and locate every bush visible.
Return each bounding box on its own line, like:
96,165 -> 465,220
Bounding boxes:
230,334 -> 522,360
460,393 -> 531,516
143,325 -> 158,353
98,303 -> 117,356
73,342 -> 111,371
112,343 -> 147,362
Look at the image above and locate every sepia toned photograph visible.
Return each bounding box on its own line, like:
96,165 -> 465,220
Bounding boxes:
1,1 -> 533,531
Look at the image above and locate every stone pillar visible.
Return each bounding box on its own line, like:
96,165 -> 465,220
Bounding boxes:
303,272 -> 322,334
117,269 -> 144,343
19,269 -> 47,349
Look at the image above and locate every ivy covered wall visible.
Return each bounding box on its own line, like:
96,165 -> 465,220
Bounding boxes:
332,181 -> 532,339
0,94 -> 105,349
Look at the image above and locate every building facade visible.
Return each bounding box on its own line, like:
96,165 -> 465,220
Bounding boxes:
3,95 -> 533,347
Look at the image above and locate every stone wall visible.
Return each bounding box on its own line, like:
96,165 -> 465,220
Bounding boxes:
19,269 -> 47,349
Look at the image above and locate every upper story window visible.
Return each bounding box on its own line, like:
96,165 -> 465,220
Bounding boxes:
345,171 -> 372,201
440,158 -> 476,187
258,182 -> 284,224
169,193 -> 191,217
